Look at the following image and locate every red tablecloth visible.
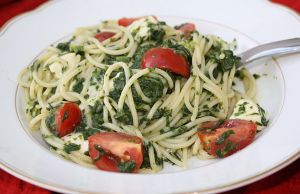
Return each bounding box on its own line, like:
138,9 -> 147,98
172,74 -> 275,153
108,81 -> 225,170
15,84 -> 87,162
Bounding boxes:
0,0 -> 299,194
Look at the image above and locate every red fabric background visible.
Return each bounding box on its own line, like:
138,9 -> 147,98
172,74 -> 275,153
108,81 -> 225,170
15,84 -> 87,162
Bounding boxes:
0,0 -> 299,194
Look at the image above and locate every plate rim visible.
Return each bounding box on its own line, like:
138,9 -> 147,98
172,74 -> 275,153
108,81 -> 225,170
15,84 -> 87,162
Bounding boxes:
0,0 -> 299,193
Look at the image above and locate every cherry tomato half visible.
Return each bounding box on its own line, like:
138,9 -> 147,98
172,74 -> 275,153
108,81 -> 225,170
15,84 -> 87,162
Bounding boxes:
95,32 -> 116,42
54,103 -> 81,137
178,23 -> 196,36
141,47 -> 190,78
88,132 -> 144,173
118,15 -> 157,27
198,119 -> 257,158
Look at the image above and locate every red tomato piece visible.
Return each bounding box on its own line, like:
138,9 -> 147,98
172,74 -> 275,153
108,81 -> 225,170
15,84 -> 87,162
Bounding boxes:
198,119 -> 257,158
88,132 -> 144,173
118,15 -> 157,27
54,103 -> 81,137
141,47 -> 190,78
95,32 -> 116,42
178,23 -> 196,36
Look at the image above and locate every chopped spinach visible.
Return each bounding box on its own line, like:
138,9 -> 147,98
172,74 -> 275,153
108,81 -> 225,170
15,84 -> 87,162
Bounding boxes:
109,72 -> 126,101
138,76 -> 164,102
253,74 -> 260,79
216,141 -> 236,158
215,130 -> 235,145
72,77 -> 85,93
69,44 -> 85,56
26,100 -> 41,118
63,143 -> 81,154
147,22 -> 166,43
152,108 -> 172,120
56,41 -> 71,52
102,55 -> 131,65
62,111 -> 69,122
93,145 -> 106,161
257,104 -> 269,126
171,126 -> 189,137
234,101 -> 248,116
89,100 -> 104,128
206,44 -> 240,75
45,110 -> 56,132
114,105 -> 132,125
117,160 -> 136,173
74,120 -> 102,140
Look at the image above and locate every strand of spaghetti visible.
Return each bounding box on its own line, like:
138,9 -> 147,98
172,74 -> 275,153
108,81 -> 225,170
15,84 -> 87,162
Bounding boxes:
103,97 -> 117,124
80,65 -> 95,96
203,83 -> 227,117
184,87 -> 194,112
171,76 -> 194,111
17,68 -> 31,87
155,144 -> 183,167
33,69 -> 58,88
163,137 -> 187,144
147,100 -> 163,120
175,127 -> 197,139
118,68 -> 150,110
148,145 -> 158,172
62,151 -> 96,168
69,151 -> 94,164
208,62 -> 221,84
191,77 -> 201,121
182,148 -> 188,168
37,86 -> 47,109
204,36 -> 214,54
222,71 -> 229,95
102,123 -> 125,133
171,99 -> 185,119
192,138 -> 201,155
127,42 -> 138,58
143,117 -> 166,134
121,125 -> 144,139
29,80 -> 36,99
227,66 -> 236,92
43,87 -> 52,96
158,135 -> 197,149
103,106 -> 109,123
133,81 -> 152,103
185,116 -> 217,128
85,53 -> 107,69
58,66 -> 85,102
169,113 -> 183,127
161,93 -> 174,108
29,112 -> 48,129
125,92 -> 139,127
149,130 -> 173,142
153,68 -> 174,89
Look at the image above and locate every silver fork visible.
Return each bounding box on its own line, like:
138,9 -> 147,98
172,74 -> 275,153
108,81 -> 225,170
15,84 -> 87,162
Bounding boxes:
238,38 -> 300,68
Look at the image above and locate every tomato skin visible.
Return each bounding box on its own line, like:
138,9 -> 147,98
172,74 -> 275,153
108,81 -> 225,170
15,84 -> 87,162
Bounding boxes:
178,23 -> 196,36
198,119 -> 257,158
95,32 -> 115,42
141,47 -> 190,78
88,132 -> 143,172
118,16 -> 157,27
54,103 -> 81,137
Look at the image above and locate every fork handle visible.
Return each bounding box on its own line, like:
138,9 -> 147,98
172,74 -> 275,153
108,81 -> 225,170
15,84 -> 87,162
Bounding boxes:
238,38 -> 300,67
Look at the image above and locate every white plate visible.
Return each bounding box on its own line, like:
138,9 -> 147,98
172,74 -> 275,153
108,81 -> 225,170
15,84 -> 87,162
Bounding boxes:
0,0 -> 300,193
